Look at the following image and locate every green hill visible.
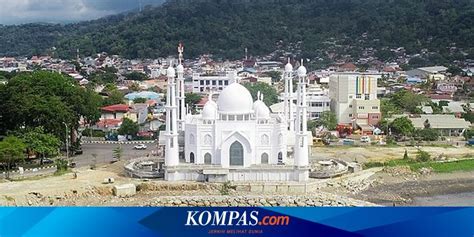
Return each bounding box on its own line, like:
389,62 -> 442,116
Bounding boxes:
0,0 -> 473,64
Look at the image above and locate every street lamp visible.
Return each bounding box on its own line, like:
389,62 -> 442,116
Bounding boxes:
63,122 -> 69,160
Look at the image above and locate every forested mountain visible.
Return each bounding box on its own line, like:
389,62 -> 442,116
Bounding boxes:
0,0 -> 473,63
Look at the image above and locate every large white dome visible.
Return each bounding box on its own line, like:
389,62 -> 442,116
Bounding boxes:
217,83 -> 254,114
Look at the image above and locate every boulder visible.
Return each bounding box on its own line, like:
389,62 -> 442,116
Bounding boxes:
113,184 -> 136,197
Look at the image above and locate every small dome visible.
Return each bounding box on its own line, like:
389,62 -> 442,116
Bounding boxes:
176,64 -> 184,73
254,100 -> 270,119
202,100 -> 217,120
167,65 -> 175,77
297,65 -> 307,77
217,83 -> 253,114
285,62 -> 293,72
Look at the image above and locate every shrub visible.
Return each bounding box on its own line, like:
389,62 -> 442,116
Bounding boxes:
55,159 -> 68,173
386,136 -> 397,145
415,128 -> 440,141
81,128 -> 106,137
219,181 -> 233,195
416,150 -> 431,162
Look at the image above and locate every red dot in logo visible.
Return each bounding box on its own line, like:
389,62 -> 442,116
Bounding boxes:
258,222 -> 262,225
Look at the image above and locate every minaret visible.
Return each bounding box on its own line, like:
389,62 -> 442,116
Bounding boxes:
176,43 -> 186,131
294,60 -> 309,169
165,63 -> 179,168
284,58 -> 294,131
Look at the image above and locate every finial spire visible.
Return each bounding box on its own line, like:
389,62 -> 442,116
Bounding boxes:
178,42 -> 184,65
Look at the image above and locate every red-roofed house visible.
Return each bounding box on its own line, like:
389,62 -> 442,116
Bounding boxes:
95,119 -> 122,129
196,97 -> 209,111
101,104 -> 131,120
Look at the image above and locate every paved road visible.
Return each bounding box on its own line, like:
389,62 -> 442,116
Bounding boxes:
71,143 -> 158,167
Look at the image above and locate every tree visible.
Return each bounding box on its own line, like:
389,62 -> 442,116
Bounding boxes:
89,70 -> 117,85
128,83 -> 141,92
243,82 -> 278,106
463,129 -> 474,140
415,128 -> 440,141
133,97 -> 147,103
113,146 -> 123,161
461,103 -> 474,123
125,72 -> 148,81
389,90 -> 428,114
0,71 -> 102,144
185,93 -> 203,113
15,127 -> 60,164
313,111 -> 337,130
263,71 -> 282,83
380,99 -> 401,118
117,118 -> 139,137
378,119 -> 390,134
0,136 -> 26,179
103,90 -> 125,106
390,117 -> 415,137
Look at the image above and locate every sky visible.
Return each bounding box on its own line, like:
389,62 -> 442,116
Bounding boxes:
0,0 -> 165,25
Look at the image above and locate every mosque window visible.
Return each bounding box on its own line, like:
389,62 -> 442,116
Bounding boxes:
190,152 -> 195,163
261,153 -> 269,164
237,115 -> 243,121
277,152 -> 283,164
204,153 -> 212,164
189,134 -> 195,144
229,115 -> 235,121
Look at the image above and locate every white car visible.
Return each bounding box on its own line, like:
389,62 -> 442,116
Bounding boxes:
133,144 -> 147,150
360,136 -> 371,143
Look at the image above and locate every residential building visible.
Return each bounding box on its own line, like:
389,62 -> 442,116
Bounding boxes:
406,66 -> 448,81
390,114 -> 471,136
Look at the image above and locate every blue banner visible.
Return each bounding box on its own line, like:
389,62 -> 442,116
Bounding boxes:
0,207 -> 473,237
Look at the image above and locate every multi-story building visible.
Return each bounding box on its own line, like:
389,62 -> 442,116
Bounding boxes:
275,84 -> 330,121
191,71 -> 238,93
329,72 -> 382,132
306,84 -> 331,120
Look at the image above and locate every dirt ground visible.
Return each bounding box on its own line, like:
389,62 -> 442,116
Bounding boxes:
311,145 -> 474,162
354,169 -> 474,206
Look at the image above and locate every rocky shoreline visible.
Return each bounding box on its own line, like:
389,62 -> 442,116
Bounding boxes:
142,194 -> 377,207
356,171 -> 474,206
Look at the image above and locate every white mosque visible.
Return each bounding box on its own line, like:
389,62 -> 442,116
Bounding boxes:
162,45 -> 310,182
